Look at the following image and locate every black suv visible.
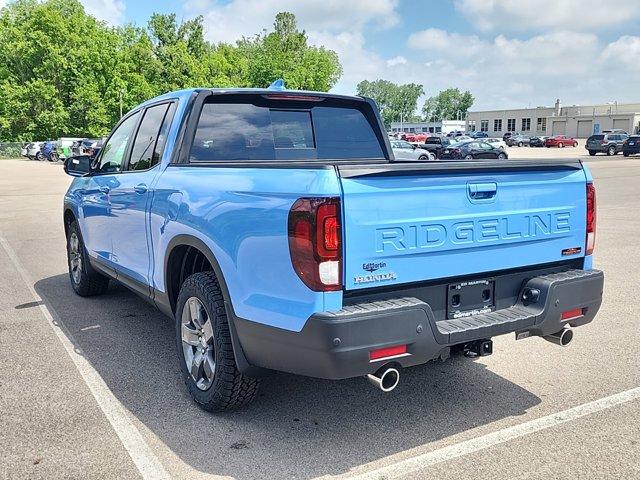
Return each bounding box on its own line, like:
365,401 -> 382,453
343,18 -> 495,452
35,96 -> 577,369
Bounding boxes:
586,133 -> 629,156
420,136 -> 456,158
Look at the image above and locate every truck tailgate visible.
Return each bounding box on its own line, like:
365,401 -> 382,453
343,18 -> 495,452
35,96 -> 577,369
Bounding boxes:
338,162 -> 587,290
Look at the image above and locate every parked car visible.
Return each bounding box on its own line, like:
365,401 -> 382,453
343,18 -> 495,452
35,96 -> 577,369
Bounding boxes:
62,85 -> 603,412
545,135 -> 578,148
390,140 -> 434,161
23,142 -> 44,160
506,135 -> 531,147
502,132 -> 520,141
602,129 -> 628,135
420,136 -> 456,158
439,140 -> 508,160
623,135 -> 640,157
41,141 -> 60,162
71,138 -> 102,157
470,131 -> 488,138
455,135 -> 472,143
485,137 -> 508,150
446,131 -> 465,138
529,136 -> 547,147
586,133 -> 629,156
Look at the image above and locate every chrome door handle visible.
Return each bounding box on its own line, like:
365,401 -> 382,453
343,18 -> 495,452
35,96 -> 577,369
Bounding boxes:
134,184 -> 148,194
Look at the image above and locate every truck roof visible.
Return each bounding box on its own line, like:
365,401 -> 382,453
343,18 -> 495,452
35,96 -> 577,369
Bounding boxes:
136,87 -> 365,110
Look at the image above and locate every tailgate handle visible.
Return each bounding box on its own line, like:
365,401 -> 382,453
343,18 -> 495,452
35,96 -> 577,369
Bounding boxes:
468,182 -> 497,200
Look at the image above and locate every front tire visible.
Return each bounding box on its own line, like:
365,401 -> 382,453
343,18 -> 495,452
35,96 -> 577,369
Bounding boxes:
518,141 -> 523,147
418,154 -> 428,160
175,272 -> 260,412
497,153 -> 507,159
558,143 -> 565,148
573,141 -> 578,147
607,146 -> 616,156
464,154 -> 473,160
66,221 -> 110,296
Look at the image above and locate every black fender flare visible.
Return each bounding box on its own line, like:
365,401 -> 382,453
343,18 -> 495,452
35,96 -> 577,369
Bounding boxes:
162,234 -> 268,377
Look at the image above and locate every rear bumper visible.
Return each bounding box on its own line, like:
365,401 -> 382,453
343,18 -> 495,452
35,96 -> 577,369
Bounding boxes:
235,269 -> 604,379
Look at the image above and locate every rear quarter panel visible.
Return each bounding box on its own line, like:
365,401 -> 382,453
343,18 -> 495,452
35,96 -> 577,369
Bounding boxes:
150,166 -> 343,332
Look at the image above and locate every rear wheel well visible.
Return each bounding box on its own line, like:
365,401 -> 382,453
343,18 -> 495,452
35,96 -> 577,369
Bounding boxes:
166,245 -> 213,314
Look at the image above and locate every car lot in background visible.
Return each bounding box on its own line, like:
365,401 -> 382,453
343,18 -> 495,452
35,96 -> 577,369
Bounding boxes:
545,135 -> 578,148
586,133 -> 629,156
623,135 -> 640,156
439,140 -> 507,160
390,139 -> 434,161
506,134 -> 531,147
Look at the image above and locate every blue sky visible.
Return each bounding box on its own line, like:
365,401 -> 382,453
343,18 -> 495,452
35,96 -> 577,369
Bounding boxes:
36,0 -> 640,110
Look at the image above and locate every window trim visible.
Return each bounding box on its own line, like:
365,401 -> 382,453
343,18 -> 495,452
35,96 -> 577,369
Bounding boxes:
122,100 -> 178,173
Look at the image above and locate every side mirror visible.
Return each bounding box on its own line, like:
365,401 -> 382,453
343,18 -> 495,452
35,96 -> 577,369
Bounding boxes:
64,155 -> 92,177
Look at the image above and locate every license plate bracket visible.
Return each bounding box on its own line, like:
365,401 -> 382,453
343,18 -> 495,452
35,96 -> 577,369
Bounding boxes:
447,279 -> 495,319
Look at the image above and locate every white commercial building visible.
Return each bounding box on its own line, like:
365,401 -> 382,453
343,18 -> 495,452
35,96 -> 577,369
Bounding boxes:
466,100 -> 640,138
390,120 -> 466,135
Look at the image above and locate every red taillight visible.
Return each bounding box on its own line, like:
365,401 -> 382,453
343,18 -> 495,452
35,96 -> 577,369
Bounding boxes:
369,344 -> 407,361
561,308 -> 584,321
586,183 -> 596,255
288,197 -> 342,291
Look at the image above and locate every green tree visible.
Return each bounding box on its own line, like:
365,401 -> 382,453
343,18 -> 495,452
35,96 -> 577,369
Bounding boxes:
238,12 -> 342,90
0,2 -> 342,141
422,88 -> 474,122
356,79 -> 424,128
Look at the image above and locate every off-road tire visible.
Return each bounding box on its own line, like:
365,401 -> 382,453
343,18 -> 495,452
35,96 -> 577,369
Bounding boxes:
175,272 -> 260,412
66,221 -> 110,296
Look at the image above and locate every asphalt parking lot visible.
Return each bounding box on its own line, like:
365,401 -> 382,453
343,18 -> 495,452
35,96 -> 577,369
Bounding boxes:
0,150 -> 639,480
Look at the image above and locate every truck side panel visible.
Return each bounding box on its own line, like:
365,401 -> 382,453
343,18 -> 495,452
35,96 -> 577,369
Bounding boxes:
149,166 -> 343,332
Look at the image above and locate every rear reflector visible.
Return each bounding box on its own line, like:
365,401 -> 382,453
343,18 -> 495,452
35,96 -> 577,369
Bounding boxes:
369,344 -> 407,361
561,308 -> 584,321
586,183 -> 596,255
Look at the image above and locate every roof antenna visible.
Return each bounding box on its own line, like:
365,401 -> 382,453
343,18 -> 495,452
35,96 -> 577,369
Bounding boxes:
268,79 -> 286,91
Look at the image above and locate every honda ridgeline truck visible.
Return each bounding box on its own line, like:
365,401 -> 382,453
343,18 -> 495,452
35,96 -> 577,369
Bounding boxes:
63,85 -> 604,412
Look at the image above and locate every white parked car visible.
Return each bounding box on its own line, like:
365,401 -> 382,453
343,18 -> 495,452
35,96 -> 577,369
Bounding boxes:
23,142 -> 44,160
390,140 -> 435,161
485,138 -> 508,150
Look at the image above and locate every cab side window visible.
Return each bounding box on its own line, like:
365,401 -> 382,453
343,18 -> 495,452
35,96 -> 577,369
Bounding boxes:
128,103 -> 177,171
97,112 -> 140,174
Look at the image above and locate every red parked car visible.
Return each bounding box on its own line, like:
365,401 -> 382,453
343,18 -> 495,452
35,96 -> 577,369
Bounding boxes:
401,133 -> 429,143
544,135 -> 578,148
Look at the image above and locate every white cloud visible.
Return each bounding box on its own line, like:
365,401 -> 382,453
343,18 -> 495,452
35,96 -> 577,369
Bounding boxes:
454,0 -> 640,32
386,56 -> 407,67
186,0 -> 399,44
401,29 -> 640,110
82,0 -> 125,25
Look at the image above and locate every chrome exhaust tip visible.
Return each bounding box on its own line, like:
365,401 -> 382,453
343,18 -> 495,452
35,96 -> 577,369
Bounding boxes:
366,367 -> 400,392
544,327 -> 574,347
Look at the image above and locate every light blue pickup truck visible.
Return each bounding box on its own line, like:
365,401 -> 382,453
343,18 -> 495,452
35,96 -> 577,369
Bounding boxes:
63,85 -> 604,412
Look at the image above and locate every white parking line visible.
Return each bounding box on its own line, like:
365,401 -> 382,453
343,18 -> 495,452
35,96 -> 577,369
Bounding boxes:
0,236 -> 171,480
346,386 -> 640,480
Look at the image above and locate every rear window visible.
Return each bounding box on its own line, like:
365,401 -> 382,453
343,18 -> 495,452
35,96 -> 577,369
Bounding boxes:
425,137 -> 441,144
589,135 -> 604,141
190,96 -> 385,162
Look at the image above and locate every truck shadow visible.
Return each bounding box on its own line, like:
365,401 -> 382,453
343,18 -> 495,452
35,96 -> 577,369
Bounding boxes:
35,274 -> 541,480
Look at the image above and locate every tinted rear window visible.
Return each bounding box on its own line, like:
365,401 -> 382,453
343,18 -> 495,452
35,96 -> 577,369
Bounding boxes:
589,135 -> 604,140
190,97 -> 384,162
425,137 -> 441,144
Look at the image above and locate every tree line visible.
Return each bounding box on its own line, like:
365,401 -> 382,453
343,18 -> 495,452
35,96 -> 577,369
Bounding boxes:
0,0 -> 341,141
357,80 -> 474,129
